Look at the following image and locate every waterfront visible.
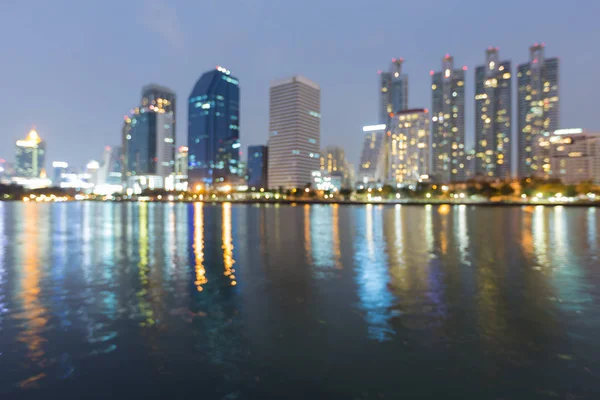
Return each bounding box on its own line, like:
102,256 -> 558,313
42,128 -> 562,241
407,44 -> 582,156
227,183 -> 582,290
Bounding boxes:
0,202 -> 599,399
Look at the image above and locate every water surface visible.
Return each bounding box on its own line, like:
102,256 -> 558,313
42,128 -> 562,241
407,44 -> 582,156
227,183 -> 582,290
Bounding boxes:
0,202 -> 599,399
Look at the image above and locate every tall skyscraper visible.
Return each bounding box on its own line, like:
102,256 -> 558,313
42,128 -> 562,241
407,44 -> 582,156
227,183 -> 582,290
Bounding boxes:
123,85 -> 176,191
267,76 -> 320,190
142,84 -> 176,123
247,145 -> 268,189
517,43 -> 559,178
15,128 -> 46,178
389,109 -> 430,184
358,124 -> 387,184
431,55 -> 466,183
475,47 -> 512,180
379,58 -> 408,124
188,66 -> 240,185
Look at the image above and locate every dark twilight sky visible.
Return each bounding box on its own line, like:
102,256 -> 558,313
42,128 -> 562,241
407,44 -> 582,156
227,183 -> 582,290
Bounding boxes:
1,0 -> 598,169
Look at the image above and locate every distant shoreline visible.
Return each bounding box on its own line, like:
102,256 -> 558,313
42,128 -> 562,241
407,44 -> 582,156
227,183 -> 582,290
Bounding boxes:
4,198 -> 600,207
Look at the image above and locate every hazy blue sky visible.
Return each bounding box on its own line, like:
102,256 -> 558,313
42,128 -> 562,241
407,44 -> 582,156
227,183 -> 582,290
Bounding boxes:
1,0 -> 598,169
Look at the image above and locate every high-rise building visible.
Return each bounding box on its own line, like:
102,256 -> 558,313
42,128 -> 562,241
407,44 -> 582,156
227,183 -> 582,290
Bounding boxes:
358,124 -> 387,184
15,129 -> 46,178
517,43 -> 559,178
175,146 -> 189,177
267,76 -> 320,190
533,128 -> 600,184
142,84 -> 176,131
379,58 -> 408,124
123,85 -> 176,191
247,145 -> 268,189
320,146 -> 351,188
431,55 -> 466,183
475,47 -> 512,180
188,66 -> 240,185
389,109 -> 430,184
125,110 -> 174,177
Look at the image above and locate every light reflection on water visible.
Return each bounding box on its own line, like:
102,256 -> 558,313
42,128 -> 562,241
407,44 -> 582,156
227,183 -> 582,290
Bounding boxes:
354,204 -> 395,342
0,202 -> 598,399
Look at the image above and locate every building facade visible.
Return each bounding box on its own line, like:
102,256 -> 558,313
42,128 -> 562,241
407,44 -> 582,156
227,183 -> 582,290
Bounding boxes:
188,66 -> 240,185
123,85 -> 176,191
267,76 -> 320,190
475,47 -> 512,180
389,109 -> 430,184
431,55 -> 466,183
15,129 -> 46,178
175,146 -> 189,177
517,43 -> 560,178
320,146 -> 351,188
247,145 -> 268,189
534,129 -> 600,184
142,84 -> 176,131
379,58 -> 408,124
358,124 -> 387,184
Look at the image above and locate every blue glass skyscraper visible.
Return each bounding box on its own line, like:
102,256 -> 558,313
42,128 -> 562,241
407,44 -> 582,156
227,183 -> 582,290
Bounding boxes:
188,66 -> 240,184
247,145 -> 268,188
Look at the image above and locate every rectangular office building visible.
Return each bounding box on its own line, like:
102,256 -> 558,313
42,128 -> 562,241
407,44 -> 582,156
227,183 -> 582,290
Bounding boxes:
267,76 -> 321,189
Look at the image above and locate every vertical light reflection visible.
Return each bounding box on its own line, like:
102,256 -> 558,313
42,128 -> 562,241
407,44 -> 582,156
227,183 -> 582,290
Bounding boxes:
438,205 -> 450,254
332,205 -> 342,269
17,203 -> 48,371
355,204 -> 395,342
311,205 -> 333,270
102,203 -> 115,276
553,206 -> 567,261
393,205 -> 406,266
303,205 -> 312,264
126,202 -> 134,260
137,202 -> 153,327
100,203 -> 117,321
222,203 -> 237,286
456,205 -> 470,265
521,207 -> 534,256
165,203 -> 176,275
588,208 -> 597,254
425,204 -> 434,254
175,203 -> 189,261
0,202 -> 5,313
365,204 -> 375,259
193,202 -> 206,291
82,202 -> 93,282
0,203 -> 6,333
546,207 -> 588,310
532,206 -> 549,267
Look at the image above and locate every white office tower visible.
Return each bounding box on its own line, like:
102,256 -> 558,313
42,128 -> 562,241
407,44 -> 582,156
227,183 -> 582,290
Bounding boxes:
267,76 -> 321,189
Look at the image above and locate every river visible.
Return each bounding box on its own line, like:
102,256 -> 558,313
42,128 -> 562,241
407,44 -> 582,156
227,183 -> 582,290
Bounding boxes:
0,202 -> 598,399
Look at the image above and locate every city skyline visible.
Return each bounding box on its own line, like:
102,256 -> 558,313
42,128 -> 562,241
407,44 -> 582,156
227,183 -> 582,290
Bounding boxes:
1,1 -> 598,171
